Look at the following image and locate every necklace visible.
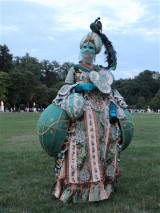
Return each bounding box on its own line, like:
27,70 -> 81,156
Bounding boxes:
79,63 -> 93,71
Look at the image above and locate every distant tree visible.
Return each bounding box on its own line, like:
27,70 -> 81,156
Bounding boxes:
0,44 -> 13,72
33,85 -> 49,109
1,44 -> 159,110
23,71 -> 38,108
40,60 -> 60,88
150,89 -> 160,109
7,70 -> 26,107
114,70 -> 160,107
0,71 -> 11,102
114,79 -> 138,105
57,62 -> 73,80
7,70 -> 39,108
136,97 -> 145,109
47,81 -> 64,104
13,53 -> 42,79
47,87 -> 58,104
134,70 -> 160,103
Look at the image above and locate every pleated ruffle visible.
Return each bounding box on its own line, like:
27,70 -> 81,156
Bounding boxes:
51,179 -> 114,203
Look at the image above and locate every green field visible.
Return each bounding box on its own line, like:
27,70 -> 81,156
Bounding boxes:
0,112 -> 160,213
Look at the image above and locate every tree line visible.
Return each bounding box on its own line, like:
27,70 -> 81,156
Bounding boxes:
0,44 -> 160,111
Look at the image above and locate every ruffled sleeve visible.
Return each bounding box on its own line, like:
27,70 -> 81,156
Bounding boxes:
65,66 -> 75,84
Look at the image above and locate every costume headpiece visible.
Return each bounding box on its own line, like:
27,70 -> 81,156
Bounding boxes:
80,32 -> 103,54
90,17 -> 117,70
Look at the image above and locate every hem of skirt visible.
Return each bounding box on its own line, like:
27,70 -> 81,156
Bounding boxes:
51,179 -> 114,203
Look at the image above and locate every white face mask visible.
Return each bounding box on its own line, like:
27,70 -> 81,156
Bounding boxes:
83,52 -> 95,63
78,51 -> 96,64
79,42 -> 96,64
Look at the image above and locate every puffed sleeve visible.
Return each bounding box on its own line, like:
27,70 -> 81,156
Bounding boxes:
65,66 -> 75,84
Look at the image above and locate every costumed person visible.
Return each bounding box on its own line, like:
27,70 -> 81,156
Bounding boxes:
38,17 -> 134,203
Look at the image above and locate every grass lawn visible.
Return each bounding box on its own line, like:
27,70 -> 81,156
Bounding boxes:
0,112 -> 160,213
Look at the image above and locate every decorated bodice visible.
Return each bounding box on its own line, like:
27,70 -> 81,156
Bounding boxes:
74,68 -> 92,84
65,64 -> 100,85
54,64 -> 127,117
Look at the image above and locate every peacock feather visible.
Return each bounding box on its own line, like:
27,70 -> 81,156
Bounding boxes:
90,17 -> 117,70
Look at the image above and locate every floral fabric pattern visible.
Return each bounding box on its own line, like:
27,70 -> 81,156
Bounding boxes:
52,66 -> 122,202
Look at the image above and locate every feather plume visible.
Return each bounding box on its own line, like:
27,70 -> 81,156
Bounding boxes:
99,33 -> 117,70
90,17 -> 117,70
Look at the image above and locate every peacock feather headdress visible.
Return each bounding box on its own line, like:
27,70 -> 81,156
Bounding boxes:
90,17 -> 117,70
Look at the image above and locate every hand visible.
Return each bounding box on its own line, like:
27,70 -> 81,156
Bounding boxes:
75,83 -> 97,92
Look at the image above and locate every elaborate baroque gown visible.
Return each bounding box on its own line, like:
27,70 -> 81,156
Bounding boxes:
51,64 -> 127,203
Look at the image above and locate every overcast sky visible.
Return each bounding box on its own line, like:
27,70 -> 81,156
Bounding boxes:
0,0 -> 159,79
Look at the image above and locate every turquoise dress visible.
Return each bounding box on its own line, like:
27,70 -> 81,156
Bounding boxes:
52,64 -> 124,202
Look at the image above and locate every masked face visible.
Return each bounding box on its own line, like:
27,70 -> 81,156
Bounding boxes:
80,42 -> 96,64
81,42 -> 96,54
